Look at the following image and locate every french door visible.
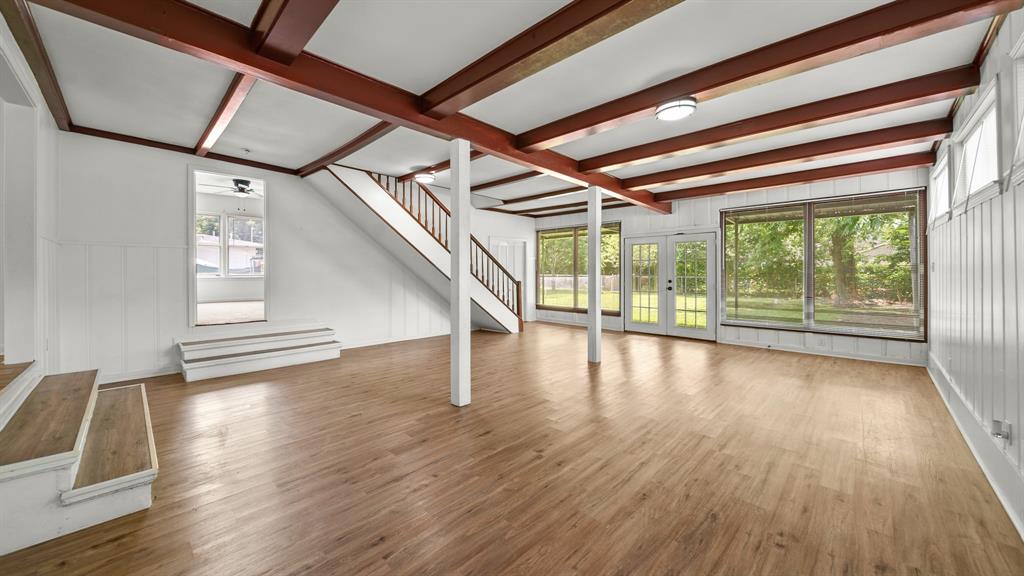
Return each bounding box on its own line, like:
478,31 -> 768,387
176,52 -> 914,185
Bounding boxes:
624,233 -> 717,340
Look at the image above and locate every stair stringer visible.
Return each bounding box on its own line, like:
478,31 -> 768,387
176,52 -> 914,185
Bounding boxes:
306,167 -> 519,334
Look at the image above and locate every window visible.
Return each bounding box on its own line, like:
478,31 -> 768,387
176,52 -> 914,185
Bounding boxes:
929,160 -> 949,224
538,223 -> 621,314
227,216 -> 264,276
722,190 -> 925,341
953,104 -> 999,206
195,213 -> 222,276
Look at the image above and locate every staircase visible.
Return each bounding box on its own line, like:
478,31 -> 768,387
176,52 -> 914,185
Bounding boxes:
0,368 -> 157,555
177,323 -> 342,382
307,166 -> 524,333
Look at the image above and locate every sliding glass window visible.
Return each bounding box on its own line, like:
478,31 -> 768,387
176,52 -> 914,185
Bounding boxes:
538,223 -> 621,314
722,190 -> 925,341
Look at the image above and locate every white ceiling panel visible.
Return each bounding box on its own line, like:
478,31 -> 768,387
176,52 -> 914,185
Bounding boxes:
502,191 -> 588,213
186,0 -> 261,26
651,143 -> 933,194
33,4 -> 236,147
343,127 -> 450,176
610,99 -> 953,180
210,80 -> 380,168
432,155 -> 532,188
550,22 -> 986,161
464,0 -> 888,132
306,1 -> 570,94
478,174 -> 575,201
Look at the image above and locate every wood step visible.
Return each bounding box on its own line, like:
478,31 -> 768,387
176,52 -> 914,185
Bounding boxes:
72,384 -> 155,490
179,327 -> 333,348
0,370 -> 97,467
0,360 -> 33,394
181,341 -> 342,365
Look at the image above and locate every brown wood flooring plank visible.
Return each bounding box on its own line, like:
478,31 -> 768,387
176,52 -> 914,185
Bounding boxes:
0,360 -> 33,394
179,328 -> 332,347
74,385 -> 151,488
181,341 -> 341,364
0,370 -> 96,466
0,325 -> 1021,574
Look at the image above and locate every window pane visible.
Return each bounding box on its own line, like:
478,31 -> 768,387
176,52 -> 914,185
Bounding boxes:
196,244 -> 221,275
967,109 -> 998,195
601,225 -> 621,312
812,193 -> 923,338
631,242 -> 659,324
930,164 -> 949,222
228,217 -> 264,276
675,240 -> 707,329
195,214 -> 221,275
538,228 -> 575,308
577,229 -> 588,310
723,206 -> 804,324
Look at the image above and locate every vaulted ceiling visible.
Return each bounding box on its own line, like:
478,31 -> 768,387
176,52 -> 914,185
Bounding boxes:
3,0 -> 1019,217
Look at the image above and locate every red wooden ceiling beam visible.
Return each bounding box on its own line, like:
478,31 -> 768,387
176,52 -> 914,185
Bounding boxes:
624,119 -> 951,190
37,0 -> 670,214
581,66 -> 977,174
420,0 -> 683,118
195,72 -> 256,156
0,0 -> 70,130
297,120 -> 396,177
398,150 -> 486,182
471,171 -> 541,193
654,152 -> 935,202
516,0 -> 1021,152
250,0 -> 340,64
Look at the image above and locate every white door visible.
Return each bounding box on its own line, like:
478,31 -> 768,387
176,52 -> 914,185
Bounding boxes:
625,233 -> 717,340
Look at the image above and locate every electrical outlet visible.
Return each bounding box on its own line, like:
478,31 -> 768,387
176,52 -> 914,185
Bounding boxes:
992,420 -> 1012,445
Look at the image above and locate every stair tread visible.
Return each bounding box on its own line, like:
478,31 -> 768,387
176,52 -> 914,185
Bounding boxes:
179,327 -> 332,347
182,341 -> 342,364
0,360 -> 33,394
0,370 -> 97,466
74,385 -> 152,488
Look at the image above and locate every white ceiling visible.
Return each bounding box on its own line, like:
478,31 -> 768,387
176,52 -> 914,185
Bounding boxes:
210,79 -> 381,169
305,1 -> 570,94
342,127 -> 451,176
186,0 -> 261,26
32,4 -> 236,147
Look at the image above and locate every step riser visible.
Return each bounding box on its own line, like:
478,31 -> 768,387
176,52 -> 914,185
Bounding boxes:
180,333 -> 336,361
0,468 -> 152,555
183,347 -> 342,382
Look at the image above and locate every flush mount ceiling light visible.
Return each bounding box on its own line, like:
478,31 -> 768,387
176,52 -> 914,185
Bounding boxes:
655,96 -> 697,121
414,172 -> 436,184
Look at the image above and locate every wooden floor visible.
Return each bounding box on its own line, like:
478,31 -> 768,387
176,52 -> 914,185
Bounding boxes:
0,356 -> 32,393
1,323 -> 1021,575
74,384 -> 152,488
0,370 -> 96,466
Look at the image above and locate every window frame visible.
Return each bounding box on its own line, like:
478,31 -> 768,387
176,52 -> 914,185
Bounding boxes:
719,188 -> 927,342
536,222 -> 622,316
929,154 -> 950,227
225,214 -> 265,278
195,211 -> 225,278
951,80 -> 1001,210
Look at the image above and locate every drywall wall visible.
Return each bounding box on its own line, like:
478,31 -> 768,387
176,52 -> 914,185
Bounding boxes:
927,9 -> 1024,537
56,133 -> 450,382
535,168 -> 931,366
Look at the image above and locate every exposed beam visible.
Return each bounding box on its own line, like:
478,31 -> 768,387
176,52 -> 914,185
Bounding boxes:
398,150 -> 485,182
298,120 -> 396,177
0,0 -> 70,129
516,0 -> 1021,152
420,0 -> 684,118
36,0 -> 671,214
250,0 -> 340,64
195,73 -> 257,156
70,125 -> 297,174
580,66 -> 977,174
471,171 -> 541,193
524,202 -> 630,218
624,119 -> 952,190
654,152 -> 935,202
506,197 -> 623,213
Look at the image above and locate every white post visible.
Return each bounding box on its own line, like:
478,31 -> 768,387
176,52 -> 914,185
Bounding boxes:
450,138 -> 472,406
587,185 -> 602,363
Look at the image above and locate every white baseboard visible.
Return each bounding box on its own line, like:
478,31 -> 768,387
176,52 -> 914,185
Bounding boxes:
927,352 -> 1024,542
716,336 -> 927,367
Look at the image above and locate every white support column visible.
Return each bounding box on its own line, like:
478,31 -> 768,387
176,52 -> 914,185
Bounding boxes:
587,185 -> 602,364
450,138 -> 472,406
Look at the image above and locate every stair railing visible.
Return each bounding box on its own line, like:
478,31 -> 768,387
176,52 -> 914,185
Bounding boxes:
368,171 -> 523,329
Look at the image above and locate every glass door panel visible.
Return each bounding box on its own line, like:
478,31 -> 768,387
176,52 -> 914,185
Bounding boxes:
668,234 -> 716,340
624,239 -> 664,334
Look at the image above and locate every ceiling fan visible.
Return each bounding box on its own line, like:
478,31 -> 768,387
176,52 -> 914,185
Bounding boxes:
201,178 -> 256,198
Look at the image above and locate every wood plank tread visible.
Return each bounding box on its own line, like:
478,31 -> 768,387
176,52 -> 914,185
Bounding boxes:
0,370 -> 97,466
74,385 -> 152,489
0,360 -> 33,394
181,341 -> 341,364
179,327 -> 332,347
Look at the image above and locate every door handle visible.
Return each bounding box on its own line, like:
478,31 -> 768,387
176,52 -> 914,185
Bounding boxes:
666,287 -> 673,291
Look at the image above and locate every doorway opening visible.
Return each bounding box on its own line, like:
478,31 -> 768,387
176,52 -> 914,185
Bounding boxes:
624,233 -> 717,340
190,170 -> 266,326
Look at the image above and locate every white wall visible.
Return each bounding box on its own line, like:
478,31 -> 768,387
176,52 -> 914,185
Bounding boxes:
535,168 -> 931,366
56,133 -> 451,382
928,9 -> 1024,536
